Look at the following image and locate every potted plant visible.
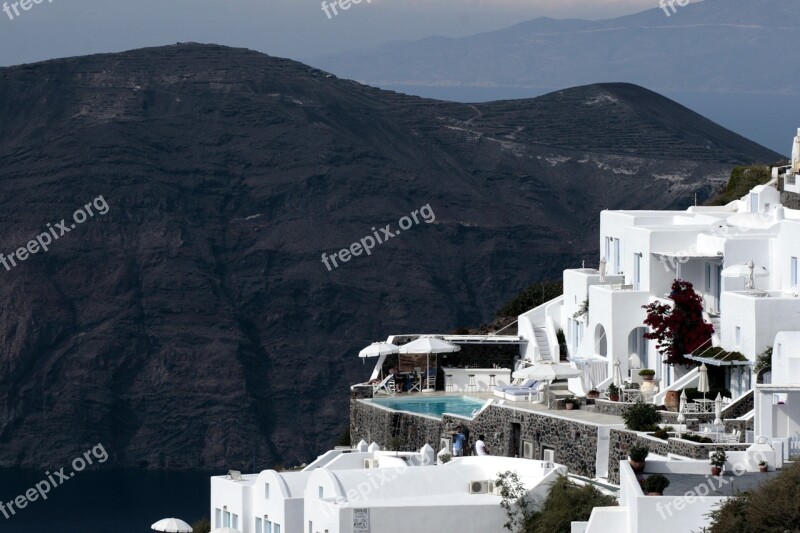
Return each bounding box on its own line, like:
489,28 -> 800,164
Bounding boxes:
564,397 -> 578,410
758,460 -> 768,473
628,443 -> 649,473
587,388 -> 600,399
639,369 -> 656,381
607,384 -> 620,402
710,449 -> 726,476
643,474 -> 670,496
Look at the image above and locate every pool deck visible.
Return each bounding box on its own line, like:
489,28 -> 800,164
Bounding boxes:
371,391 -> 626,426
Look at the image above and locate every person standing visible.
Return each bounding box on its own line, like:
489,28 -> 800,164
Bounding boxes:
475,434 -> 490,456
452,426 -> 466,457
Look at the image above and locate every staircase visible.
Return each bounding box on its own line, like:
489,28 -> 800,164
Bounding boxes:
533,327 -> 552,361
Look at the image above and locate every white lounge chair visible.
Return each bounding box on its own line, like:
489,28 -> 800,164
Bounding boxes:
372,375 -> 395,395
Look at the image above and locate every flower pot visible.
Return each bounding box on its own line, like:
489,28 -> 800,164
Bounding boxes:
565,403 -> 574,410
759,466 -> 768,473
610,394 -> 620,402
642,375 -> 654,382
647,491 -> 663,496
711,466 -> 722,476
664,390 -> 681,412
587,390 -> 600,399
629,460 -> 645,473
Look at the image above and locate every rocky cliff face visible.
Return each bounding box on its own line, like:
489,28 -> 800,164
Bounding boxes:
0,43 -> 780,469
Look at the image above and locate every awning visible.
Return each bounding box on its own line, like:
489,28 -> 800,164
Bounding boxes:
652,251 -> 723,259
684,354 -> 753,367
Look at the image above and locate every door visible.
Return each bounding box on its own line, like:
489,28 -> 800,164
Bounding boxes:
510,423 -> 522,457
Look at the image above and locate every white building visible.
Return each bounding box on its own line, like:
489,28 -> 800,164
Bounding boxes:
517,132 -> 800,402
211,442 -> 565,533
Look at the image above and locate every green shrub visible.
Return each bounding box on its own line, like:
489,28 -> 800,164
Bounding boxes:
708,460 -> 800,532
523,475 -> 616,533
628,443 -> 649,462
622,401 -> 662,431
643,474 -> 670,494
192,518 -> 210,533
706,166 -> 772,206
651,428 -> 670,440
638,369 -> 655,377
680,433 -> 714,444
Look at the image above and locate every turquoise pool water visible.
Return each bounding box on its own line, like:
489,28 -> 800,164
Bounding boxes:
371,396 -> 486,418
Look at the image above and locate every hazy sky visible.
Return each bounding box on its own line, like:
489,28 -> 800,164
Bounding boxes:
0,0 -> 668,67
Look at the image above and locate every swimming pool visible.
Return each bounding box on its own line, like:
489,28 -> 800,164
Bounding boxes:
370,396 -> 486,418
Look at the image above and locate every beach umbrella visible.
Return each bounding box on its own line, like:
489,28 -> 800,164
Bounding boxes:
358,341 -> 399,377
151,518 -> 193,532
399,336 -> 461,391
612,357 -> 623,388
599,256 -> 607,284
359,341 -> 399,358
714,393 -> 723,426
697,363 -> 710,401
722,261 -> 768,290
676,390 -> 687,425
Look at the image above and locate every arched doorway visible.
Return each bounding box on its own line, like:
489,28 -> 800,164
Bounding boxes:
594,324 -> 608,357
628,327 -> 651,378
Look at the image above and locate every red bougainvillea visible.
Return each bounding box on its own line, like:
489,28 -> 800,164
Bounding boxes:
642,280 -> 714,366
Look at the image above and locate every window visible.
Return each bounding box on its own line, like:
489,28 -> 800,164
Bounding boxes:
265,482 -> 270,499
614,238 -> 622,274
633,253 -> 641,290
309,521 -> 313,533
604,237 -> 611,267
792,257 -> 798,287
735,326 -> 742,345
319,486 -> 324,498
223,510 -> 231,528
275,524 -> 281,533
705,263 -> 712,292
256,518 -> 263,533
266,519 -> 272,533
215,509 -> 221,528
232,514 -> 239,529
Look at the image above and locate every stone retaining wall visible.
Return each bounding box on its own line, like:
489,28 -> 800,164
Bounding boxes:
351,398 -> 604,478
721,390 -> 754,419
607,429 -> 749,484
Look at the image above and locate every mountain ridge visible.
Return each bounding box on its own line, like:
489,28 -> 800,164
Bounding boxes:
0,43 -> 780,469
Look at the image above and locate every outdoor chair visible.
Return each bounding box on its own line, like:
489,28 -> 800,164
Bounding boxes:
372,375 -> 395,395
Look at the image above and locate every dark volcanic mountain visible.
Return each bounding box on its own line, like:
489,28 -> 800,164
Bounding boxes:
0,43 -> 780,470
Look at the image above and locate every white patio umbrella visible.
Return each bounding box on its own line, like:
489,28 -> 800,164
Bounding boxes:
722,261 -> 768,290
359,341 -> 399,359
513,362 -> 580,408
599,256 -> 607,284
676,390 -> 687,425
714,392 -> 723,426
612,357 -> 623,388
151,518 -> 193,533
399,336 -> 461,391
697,363 -> 710,401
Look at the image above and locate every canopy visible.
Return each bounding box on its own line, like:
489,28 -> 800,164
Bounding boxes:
722,261 -> 768,290
151,518 -> 193,533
